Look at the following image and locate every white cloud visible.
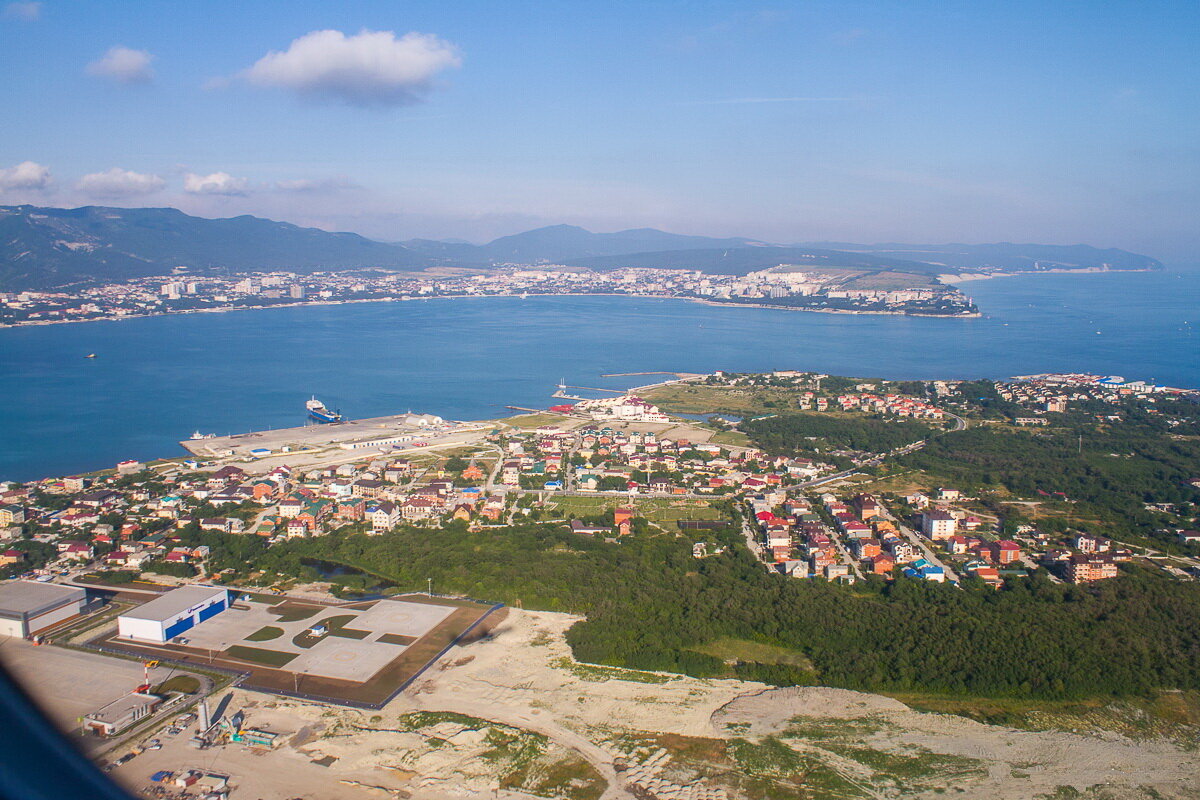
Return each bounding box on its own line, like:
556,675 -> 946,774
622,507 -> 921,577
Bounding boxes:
239,29 -> 461,106
86,46 -> 155,85
274,176 -> 357,193
3,2 -> 40,21
0,160 -> 51,190
184,171 -> 248,196
76,167 -> 165,198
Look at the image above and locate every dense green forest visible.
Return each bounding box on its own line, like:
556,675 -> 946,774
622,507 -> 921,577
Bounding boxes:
742,413 -> 935,454
154,378 -> 1200,702
190,521 -> 1200,701
898,422 -> 1200,547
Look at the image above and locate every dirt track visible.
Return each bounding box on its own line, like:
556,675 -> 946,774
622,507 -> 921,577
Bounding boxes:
107,608 -> 1200,799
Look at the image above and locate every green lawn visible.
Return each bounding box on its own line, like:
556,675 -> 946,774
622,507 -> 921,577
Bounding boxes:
317,614 -> 359,629
709,430 -> 751,446
268,603 -> 319,622
291,614 -> 362,648
548,496 -> 614,516
633,499 -> 725,523
329,627 -> 370,640
547,495 -> 726,524
153,675 -> 201,695
378,633 -> 416,646
224,645 -> 297,667
246,626 -> 284,642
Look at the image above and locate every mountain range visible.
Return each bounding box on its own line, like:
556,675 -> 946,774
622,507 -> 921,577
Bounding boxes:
401,224 -> 766,265
0,204 -> 1163,290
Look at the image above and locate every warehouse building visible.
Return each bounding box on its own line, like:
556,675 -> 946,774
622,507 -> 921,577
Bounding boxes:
117,586 -> 231,644
83,691 -> 162,736
0,581 -> 88,638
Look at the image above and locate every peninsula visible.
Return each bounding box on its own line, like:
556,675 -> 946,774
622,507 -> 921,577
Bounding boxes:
0,204 -> 1163,325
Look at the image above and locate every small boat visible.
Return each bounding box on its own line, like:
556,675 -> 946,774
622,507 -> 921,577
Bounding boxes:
84,353 -> 96,359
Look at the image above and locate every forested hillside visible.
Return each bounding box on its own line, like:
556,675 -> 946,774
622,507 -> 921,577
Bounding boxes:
175,520 -> 1200,702
0,205 -> 422,289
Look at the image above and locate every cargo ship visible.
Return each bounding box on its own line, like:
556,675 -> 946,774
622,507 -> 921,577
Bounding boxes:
306,396 -> 342,423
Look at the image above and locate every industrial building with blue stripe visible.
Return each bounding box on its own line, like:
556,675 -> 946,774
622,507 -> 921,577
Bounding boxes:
117,586 -> 232,644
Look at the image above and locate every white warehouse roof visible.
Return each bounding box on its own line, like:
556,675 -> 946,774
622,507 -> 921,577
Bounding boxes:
0,581 -> 86,620
120,586 -> 229,624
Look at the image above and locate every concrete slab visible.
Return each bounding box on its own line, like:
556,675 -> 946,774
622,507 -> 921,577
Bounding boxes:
286,636 -> 400,682
181,603 -> 280,651
351,600 -> 455,639
0,639 -> 176,733
181,413 -> 483,458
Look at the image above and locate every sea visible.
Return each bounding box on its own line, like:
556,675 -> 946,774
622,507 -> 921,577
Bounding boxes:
1,269 -> 1197,481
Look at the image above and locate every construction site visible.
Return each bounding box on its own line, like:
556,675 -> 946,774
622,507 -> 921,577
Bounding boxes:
96,591 -> 503,708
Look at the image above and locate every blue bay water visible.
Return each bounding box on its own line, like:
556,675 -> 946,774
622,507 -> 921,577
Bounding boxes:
1,269 -> 1197,481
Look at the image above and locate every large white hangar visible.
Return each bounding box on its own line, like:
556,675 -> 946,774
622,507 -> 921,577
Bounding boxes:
117,585 -> 232,644
0,581 -> 88,638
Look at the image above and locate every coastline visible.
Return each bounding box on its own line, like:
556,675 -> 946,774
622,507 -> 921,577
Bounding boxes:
939,267 -> 1158,284
0,289 -> 979,331
692,298 -> 980,318
3,268 -> 1193,483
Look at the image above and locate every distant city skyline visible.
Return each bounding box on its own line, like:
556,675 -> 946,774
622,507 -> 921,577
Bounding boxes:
2,0 -> 1198,261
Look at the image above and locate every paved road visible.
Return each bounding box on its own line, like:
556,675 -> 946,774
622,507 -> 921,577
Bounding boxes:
0,636 -> 215,757
878,507 -> 961,583
739,507 -> 769,564
827,532 -> 865,579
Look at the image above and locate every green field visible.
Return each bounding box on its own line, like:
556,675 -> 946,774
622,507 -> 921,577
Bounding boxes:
329,627 -> 371,640
708,430 -> 751,446
224,645 -> 297,667
546,496 -> 612,516
246,625 -> 284,642
690,637 -> 815,671
268,602 -> 319,622
378,633 -> 416,646
504,413 -> 575,429
292,613 -> 364,648
643,384 -> 799,416
633,498 -> 726,523
547,495 -> 726,524
153,675 -> 201,695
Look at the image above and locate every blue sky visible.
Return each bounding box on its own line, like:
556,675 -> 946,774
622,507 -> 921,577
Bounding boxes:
1,1 -> 1198,260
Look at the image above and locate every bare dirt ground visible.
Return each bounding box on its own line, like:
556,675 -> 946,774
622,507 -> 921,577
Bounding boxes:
713,687 -> 1200,799
103,609 -> 1200,800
